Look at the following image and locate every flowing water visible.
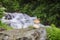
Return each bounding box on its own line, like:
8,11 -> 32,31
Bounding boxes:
1,12 -> 38,29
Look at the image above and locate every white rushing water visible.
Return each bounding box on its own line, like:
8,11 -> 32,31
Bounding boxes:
1,12 -> 45,29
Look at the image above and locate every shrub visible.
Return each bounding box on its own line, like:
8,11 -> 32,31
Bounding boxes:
46,24 -> 60,40
0,6 -> 5,18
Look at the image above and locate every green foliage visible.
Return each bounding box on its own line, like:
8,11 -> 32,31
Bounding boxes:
0,21 -> 13,30
1,0 -> 20,12
46,24 -> 60,40
0,6 -> 5,18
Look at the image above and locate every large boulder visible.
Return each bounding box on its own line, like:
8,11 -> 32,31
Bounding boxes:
0,27 -> 46,40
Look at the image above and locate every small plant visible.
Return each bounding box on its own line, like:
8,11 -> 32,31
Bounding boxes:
0,21 -> 13,30
46,24 -> 60,40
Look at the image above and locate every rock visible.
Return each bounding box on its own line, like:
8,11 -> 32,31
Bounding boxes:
2,34 -> 9,40
0,27 -> 46,40
0,28 -> 6,31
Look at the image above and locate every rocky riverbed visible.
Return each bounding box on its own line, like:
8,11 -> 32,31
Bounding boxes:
0,27 -> 46,40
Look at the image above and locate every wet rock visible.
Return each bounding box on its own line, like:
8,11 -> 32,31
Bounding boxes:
0,28 -> 6,31
16,37 -> 31,40
0,27 -> 46,40
2,34 -> 9,40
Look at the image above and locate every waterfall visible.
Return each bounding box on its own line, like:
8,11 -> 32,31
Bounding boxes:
1,12 -> 38,29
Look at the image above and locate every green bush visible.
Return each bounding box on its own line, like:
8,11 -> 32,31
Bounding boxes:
46,24 -> 60,40
0,6 -> 5,18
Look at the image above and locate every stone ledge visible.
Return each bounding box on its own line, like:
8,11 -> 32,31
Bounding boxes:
0,28 -> 46,40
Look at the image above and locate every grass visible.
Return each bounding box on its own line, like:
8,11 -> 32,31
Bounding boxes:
0,21 -> 13,30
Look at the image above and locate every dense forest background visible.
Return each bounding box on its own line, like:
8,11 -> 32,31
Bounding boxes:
0,0 -> 60,27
